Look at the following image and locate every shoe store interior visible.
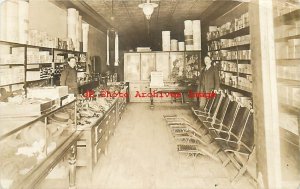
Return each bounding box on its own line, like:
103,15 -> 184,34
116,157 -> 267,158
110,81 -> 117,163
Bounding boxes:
0,0 -> 300,189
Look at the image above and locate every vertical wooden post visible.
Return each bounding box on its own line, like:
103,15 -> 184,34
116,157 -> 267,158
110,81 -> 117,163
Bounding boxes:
69,144 -> 77,189
249,0 -> 282,188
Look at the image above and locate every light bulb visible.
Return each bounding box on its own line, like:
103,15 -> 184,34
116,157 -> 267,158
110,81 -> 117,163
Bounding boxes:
143,4 -> 154,20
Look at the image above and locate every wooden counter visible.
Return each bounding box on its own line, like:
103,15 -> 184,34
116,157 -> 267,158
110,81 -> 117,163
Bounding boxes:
76,96 -> 127,177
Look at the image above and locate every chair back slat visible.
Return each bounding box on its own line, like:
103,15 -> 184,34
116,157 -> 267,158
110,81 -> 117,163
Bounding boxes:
209,93 -> 223,116
230,107 -> 251,137
222,101 -> 239,128
240,112 -> 254,149
216,96 -> 230,121
205,97 -> 215,112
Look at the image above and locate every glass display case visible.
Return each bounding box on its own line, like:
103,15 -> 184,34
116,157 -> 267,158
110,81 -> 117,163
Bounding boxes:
0,100 -> 77,189
273,0 -> 300,187
155,52 -> 170,80
140,53 -> 155,81
124,53 -> 141,81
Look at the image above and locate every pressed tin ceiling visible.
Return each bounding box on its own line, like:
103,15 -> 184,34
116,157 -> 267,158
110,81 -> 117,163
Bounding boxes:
51,0 -> 242,50
82,0 -> 214,49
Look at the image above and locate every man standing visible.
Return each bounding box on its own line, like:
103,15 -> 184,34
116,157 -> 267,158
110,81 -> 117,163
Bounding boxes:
199,56 -> 220,108
60,57 -> 79,95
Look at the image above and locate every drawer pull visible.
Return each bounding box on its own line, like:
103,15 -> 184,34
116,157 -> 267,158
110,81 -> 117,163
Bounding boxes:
98,148 -> 101,153
106,120 -> 109,125
98,129 -> 102,134
109,115 -> 111,119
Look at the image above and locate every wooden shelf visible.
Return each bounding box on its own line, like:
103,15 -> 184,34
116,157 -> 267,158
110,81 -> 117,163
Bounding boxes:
208,26 -> 250,42
0,82 -> 24,87
239,72 -> 252,75
221,83 -> 252,95
222,59 -> 251,61
277,78 -> 300,85
27,63 -> 53,65
279,103 -> 300,115
26,44 -> 53,50
0,64 -> 24,66
53,48 -> 87,54
208,49 -> 220,52
276,58 -> 300,61
0,40 -> 26,47
276,59 -> 300,66
220,70 -> 238,74
274,9 -> 300,26
275,34 -> 300,42
26,78 -> 51,82
220,43 -> 250,50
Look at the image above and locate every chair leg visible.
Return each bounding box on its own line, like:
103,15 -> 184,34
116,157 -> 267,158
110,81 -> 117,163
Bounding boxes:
225,153 -> 241,169
231,165 -> 247,183
222,157 -> 231,167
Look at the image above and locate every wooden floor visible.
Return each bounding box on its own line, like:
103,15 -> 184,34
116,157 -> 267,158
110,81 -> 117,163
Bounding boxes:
75,103 -> 256,189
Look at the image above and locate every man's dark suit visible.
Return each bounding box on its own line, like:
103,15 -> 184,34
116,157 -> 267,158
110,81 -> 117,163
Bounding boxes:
200,65 -> 220,92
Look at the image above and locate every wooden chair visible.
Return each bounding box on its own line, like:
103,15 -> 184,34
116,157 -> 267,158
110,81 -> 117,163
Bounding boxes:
208,100 -> 240,139
177,144 -> 219,161
191,95 -> 215,116
220,112 -> 255,183
202,95 -> 230,127
214,106 -> 251,143
197,92 -> 224,123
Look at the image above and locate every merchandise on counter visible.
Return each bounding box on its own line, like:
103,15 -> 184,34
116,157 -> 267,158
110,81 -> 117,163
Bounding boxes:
136,47 -> 151,52
0,97 -> 55,118
27,86 -> 69,100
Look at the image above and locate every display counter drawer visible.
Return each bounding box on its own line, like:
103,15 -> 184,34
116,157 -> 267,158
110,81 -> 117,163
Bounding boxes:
94,132 -> 108,163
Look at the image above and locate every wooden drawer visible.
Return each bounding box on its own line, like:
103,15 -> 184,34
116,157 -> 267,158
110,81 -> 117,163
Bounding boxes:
94,136 -> 107,163
95,124 -> 105,143
108,121 -> 116,136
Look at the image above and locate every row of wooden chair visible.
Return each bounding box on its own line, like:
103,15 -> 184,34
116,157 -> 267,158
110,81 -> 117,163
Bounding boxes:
163,115 -> 219,161
191,91 -> 256,183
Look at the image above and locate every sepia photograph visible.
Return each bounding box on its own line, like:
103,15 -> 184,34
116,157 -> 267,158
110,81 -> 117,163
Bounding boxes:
0,0 -> 299,188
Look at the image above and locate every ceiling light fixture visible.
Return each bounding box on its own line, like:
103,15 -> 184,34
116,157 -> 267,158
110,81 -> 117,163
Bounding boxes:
138,0 -> 158,20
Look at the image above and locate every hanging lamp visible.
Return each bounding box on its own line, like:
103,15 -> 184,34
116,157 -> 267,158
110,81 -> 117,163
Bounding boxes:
138,0 -> 158,20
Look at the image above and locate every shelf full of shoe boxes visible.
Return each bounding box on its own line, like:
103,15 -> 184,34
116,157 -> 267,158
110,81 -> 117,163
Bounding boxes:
0,45 -> 25,89
274,1 -> 300,139
207,12 -> 252,108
